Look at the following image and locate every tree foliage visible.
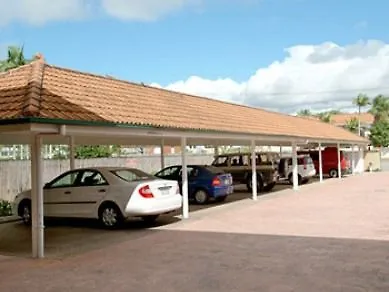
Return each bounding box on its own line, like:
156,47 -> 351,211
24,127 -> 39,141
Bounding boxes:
75,145 -> 120,159
345,117 -> 359,133
353,93 -> 370,110
370,120 -> 389,147
317,112 -> 332,123
368,95 -> 389,146
369,95 -> 389,122
0,45 -> 35,72
296,109 -> 312,116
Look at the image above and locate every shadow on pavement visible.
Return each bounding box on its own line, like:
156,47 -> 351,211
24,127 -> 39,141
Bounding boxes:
0,229 -> 388,292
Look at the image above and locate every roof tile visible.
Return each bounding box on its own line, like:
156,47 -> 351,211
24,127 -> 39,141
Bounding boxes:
0,61 -> 367,143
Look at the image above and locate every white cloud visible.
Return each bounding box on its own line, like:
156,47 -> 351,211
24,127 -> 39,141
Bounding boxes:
0,0 -> 91,26
101,0 -> 200,21
153,40 -> 389,114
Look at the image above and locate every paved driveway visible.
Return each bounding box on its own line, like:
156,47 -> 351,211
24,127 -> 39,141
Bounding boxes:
1,173 -> 389,292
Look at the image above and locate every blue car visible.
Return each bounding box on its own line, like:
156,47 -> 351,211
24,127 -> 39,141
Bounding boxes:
155,165 -> 234,204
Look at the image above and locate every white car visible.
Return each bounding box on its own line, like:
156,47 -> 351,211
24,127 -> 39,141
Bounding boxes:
13,167 -> 182,228
277,155 -> 316,185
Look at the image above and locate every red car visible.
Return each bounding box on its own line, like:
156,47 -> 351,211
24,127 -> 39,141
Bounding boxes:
298,147 -> 349,178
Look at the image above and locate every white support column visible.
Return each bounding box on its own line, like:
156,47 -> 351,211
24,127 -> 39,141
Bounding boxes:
30,135 -> 44,258
160,139 -> 165,169
181,137 -> 189,219
20,145 -> 24,160
69,136 -> 76,170
292,142 -> 298,190
337,142 -> 342,179
358,145 -> 365,174
214,146 -> 219,157
318,142 -> 323,183
250,140 -> 258,201
351,144 -> 355,175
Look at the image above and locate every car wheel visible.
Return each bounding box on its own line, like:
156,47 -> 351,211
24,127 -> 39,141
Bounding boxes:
288,174 -> 302,185
329,169 -> 338,178
246,177 -> 264,192
194,189 -> 209,204
263,182 -> 276,192
141,215 -> 159,224
98,203 -> 123,229
215,196 -> 227,202
302,178 -> 309,184
18,200 -> 31,226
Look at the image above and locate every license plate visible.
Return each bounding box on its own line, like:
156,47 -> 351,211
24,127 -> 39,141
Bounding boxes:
161,190 -> 169,195
224,179 -> 229,184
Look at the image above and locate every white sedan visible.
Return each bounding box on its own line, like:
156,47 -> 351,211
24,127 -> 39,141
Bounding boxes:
13,167 -> 182,228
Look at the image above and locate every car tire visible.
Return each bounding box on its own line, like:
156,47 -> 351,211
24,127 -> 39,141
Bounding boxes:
18,199 -> 32,226
288,174 -> 302,185
98,203 -> 123,229
329,169 -> 338,178
215,196 -> 227,202
246,176 -> 264,193
141,215 -> 159,224
193,189 -> 210,204
263,182 -> 276,192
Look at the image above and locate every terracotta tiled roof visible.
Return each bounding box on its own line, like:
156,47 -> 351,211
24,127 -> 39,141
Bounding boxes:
0,59 -> 367,143
331,113 -> 374,126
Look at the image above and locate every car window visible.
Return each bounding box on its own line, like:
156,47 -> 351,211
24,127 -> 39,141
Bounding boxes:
111,169 -> 154,182
156,166 -> 180,177
49,171 -> 80,188
309,152 -> 319,161
80,170 -> 108,186
229,155 -> 249,166
179,166 -> 198,178
212,156 -> 228,166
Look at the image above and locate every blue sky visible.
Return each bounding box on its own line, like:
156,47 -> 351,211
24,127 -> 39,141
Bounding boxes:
1,0 -> 389,112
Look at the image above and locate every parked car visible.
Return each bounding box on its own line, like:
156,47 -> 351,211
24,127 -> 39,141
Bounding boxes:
298,147 -> 350,178
278,155 -> 316,184
13,167 -> 182,228
154,165 -> 233,204
211,152 -> 278,192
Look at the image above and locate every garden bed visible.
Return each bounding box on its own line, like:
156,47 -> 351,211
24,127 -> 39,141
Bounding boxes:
0,200 -> 12,217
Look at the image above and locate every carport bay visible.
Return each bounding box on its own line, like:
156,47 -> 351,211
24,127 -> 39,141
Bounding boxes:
0,56 -> 367,258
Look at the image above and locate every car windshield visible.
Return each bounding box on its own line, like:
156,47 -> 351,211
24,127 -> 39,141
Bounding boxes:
111,169 -> 154,182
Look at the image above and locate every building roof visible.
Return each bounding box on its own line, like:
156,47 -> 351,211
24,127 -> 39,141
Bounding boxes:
331,113 -> 374,126
0,57 -> 367,144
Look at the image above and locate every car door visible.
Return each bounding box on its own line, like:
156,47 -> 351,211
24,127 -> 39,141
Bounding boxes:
44,170 -> 82,217
69,170 -> 110,218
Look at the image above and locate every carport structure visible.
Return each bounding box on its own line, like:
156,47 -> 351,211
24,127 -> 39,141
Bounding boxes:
0,56 -> 367,258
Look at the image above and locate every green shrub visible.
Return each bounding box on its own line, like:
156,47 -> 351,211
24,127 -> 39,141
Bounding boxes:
0,200 -> 12,217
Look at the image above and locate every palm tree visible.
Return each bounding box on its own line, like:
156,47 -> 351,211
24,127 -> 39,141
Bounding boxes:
0,45 -> 33,72
369,94 -> 389,123
352,93 -> 370,136
345,117 -> 359,133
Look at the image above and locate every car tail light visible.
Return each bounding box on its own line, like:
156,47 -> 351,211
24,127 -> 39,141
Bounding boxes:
212,177 -> 221,186
138,185 -> 154,198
